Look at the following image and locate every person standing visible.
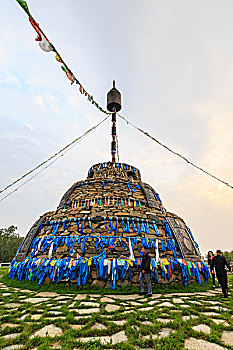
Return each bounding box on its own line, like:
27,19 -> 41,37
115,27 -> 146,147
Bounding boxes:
139,246 -> 152,297
210,250 -> 231,298
207,251 -> 216,288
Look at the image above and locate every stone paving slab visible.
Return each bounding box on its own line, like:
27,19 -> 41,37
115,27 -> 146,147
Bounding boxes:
173,298 -> 184,303
35,292 -> 59,297
157,318 -> 172,324
2,333 -> 21,340
157,302 -> 174,308
105,294 -> 142,300
80,301 -> 100,307
105,304 -> 120,312
221,331 -> 233,346
24,297 -> 50,304
4,303 -> 22,308
203,312 -> 220,317
0,282 -> 232,349
31,314 -> 42,320
182,315 -> 198,321
75,307 -> 100,314
110,319 -> 127,325
148,300 -> 160,305
184,337 -> 227,349
192,324 -> 211,334
139,306 -> 154,311
74,294 -> 87,300
212,319 -> 229,326
30,324 -> 63,338
143,328 -> 175,340
100,297 -> 115,303
91,322 -> 107,330
2,323 -> 20,329
78,330 -> 128,345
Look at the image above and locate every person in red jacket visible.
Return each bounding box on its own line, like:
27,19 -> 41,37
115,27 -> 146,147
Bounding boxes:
210,250 -> 231,298
139,246 -> 152,297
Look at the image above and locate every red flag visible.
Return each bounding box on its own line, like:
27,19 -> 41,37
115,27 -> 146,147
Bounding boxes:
66,71 -> 75,84
29,17 -> 43,41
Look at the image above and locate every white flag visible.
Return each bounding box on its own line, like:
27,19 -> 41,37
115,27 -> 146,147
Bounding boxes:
39,37 -> 53,52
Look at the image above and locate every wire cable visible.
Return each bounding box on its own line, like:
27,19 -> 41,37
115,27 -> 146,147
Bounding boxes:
0,115 -> 109,201
117,113 -> 233,190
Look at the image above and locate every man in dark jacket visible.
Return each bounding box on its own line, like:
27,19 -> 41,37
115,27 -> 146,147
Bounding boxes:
210,250 -> 231,298
139,246 -> 152,297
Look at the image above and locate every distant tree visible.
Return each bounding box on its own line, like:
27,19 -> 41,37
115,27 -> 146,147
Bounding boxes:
0,226 -> 23,262
222,250 -> 233,264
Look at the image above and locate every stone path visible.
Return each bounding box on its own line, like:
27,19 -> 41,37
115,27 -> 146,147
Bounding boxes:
0,281 -> 232,349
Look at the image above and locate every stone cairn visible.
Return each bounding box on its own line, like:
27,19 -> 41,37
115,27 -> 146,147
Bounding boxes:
10,161 -> 210,288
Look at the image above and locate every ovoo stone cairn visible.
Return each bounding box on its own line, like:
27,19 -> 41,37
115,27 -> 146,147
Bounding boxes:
10,161 -> 210,288
9,82 -> 209,288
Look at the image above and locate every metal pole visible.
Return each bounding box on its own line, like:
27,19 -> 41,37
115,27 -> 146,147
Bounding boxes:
111,108 -> 116,162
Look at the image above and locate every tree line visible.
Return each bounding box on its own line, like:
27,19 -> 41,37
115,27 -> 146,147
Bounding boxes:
0,226 -> 23,262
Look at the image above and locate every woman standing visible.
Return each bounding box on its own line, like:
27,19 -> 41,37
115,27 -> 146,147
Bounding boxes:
208,251 -> 216,288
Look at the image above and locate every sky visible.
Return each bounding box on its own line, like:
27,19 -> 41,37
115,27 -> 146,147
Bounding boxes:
0,0 -> 233,255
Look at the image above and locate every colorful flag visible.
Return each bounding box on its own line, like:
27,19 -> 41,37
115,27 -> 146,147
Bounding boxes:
66,71 -> 75,84
55,54 -> 63,63
61,65 -> 68,73
39,37 -> 54,52
29,17 -> 43,41
16,0 -> 31,17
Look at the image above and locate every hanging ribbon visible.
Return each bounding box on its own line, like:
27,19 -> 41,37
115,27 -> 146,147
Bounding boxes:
9,253 -> 210,288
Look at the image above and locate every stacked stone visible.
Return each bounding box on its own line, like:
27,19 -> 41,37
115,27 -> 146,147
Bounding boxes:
14,162 -> 207,287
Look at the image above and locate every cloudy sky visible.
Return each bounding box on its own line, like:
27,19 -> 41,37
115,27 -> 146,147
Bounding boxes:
0,0 -> 233,255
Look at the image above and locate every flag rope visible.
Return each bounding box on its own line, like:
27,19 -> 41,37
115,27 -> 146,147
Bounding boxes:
0,115 -> 109,199
117,113 -> 233,190
15,0 -> 111,115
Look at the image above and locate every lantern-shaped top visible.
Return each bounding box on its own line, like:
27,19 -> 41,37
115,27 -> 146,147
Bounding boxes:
107,80 -> 122,112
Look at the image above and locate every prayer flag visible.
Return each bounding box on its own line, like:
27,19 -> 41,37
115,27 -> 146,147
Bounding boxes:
16,0 -> 32,17
55,54 -> 63,63
66,71 -> 75,84
39,37 -> 54,52
29,17 -> 43,41
61,65 -> 68,73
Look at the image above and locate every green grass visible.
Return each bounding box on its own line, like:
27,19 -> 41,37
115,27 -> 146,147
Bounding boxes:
0,271 -> 213,295
0,267 -> 9,275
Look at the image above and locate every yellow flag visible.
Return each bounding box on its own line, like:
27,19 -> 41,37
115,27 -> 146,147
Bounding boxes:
161,258 -> 169,265
126,259 -> 133,266
55,54 -> 63,63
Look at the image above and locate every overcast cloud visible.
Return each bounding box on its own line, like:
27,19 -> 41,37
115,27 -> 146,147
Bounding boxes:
0,0 -> 233,255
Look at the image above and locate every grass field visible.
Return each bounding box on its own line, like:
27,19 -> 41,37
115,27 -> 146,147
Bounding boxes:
0,271 -> 232,349
0,267 -> 9,275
